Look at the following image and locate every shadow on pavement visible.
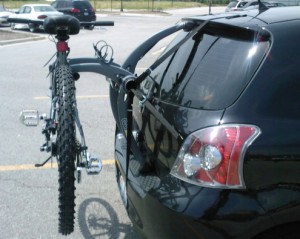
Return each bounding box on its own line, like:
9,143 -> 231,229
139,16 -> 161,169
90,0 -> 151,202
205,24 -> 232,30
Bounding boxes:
78,198 -> 140,239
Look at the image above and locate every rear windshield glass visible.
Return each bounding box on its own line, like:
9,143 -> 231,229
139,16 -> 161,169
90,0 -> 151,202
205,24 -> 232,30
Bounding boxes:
34,6 -> 56,12
73,1 -> 93,10
144,30 -> 269,110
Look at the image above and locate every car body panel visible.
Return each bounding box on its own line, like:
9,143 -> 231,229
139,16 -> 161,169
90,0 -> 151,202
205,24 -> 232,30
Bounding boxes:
113,6 -> 300,239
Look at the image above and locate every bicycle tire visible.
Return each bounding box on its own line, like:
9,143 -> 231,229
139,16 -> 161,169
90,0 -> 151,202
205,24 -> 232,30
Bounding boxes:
55,64 -> 76,235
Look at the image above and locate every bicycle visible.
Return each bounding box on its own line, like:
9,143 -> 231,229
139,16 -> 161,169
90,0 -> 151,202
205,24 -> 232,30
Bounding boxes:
10,15 -> 117,235
8,13 -> 194,235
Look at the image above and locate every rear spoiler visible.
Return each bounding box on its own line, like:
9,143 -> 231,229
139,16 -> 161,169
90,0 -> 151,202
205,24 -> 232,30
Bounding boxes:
183,17 -> 271,42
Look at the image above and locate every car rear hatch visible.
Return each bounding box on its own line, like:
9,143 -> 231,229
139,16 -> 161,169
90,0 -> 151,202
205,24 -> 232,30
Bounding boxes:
73,1 -> 95,20
115,14 -> 271,194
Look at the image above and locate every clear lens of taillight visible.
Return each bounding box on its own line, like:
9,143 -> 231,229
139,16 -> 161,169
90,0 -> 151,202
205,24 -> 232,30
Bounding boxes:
171,124 -> 261,189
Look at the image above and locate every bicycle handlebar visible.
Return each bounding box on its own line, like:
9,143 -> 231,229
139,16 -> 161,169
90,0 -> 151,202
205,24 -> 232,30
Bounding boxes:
8,18 -> 114,27
80,21 -> 114,27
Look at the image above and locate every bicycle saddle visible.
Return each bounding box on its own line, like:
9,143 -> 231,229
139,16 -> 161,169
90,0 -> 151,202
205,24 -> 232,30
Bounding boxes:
43,15 -> 80,35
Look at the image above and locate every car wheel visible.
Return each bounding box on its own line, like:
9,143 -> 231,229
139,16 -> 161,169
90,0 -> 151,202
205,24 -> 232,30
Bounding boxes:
28,24 -> 36,33
29,26 -> 35,33
10,23 -> 15,30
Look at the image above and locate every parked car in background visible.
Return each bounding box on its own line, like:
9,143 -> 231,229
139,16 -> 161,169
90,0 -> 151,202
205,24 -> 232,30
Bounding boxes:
9,4 -> 62,32
112,5 -> 300,239
0,6 -> 12,26
51,0 -> 96,27
225,0 -> 249,11
242,0 -> 285,10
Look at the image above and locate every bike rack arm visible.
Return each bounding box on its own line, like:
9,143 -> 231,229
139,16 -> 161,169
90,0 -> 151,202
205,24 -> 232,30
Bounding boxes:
69,58 -> 133,84
122,21 -> 192,72
69,22 -> 184,83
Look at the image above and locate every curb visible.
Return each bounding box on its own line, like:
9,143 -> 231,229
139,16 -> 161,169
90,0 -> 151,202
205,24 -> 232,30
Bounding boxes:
0,35 -> 46,46
0,29 -> 46,46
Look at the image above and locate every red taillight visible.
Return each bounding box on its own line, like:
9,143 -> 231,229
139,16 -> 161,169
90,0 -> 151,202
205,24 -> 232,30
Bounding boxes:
70,8 -> 80,13
171,125 -> 261,189
56,41 -> 69,52
38,15 -> 47,19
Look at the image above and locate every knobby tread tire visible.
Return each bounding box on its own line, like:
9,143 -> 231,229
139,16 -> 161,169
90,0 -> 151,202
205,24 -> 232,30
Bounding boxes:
56,65 -> 76,235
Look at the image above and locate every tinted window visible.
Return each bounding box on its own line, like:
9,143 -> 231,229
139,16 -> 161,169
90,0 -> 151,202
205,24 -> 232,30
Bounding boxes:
143,30 -> 269,110
238,1 -> 249,7
18,6 -> 26,13
54,1 -> 72,8
24,6 -> 31,13
73,1 -> 93,10
227,1 -> 238,8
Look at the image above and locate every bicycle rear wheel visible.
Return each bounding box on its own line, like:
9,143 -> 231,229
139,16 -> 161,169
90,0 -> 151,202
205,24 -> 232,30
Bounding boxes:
55,64 -> 76,235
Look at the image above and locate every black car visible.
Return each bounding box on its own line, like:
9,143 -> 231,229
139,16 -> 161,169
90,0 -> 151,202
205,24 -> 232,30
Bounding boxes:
51,0 -> 96,23
112,5 -> 300,239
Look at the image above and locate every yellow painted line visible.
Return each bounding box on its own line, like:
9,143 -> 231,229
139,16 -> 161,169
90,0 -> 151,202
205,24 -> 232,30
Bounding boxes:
0,159 -> 115,172
34,95 -> 109,100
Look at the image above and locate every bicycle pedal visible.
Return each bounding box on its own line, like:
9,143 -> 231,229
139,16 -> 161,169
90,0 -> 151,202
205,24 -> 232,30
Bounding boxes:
87,157 -> 102,174
19,110 -> 39,126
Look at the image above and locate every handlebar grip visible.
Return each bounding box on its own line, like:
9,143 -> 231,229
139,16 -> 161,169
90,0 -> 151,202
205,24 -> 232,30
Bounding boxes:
80,21 -> 114,27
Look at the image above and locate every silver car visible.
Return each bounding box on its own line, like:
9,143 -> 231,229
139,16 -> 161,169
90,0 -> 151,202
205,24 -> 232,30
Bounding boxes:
225,0 -> 249,11
9,4 -> 62,32
0,6 -> 12,26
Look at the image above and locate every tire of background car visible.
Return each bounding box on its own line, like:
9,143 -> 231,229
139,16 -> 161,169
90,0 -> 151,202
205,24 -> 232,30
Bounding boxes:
56,65 -> 76,235
28,23 -> 36,33
10,23 -> 15,30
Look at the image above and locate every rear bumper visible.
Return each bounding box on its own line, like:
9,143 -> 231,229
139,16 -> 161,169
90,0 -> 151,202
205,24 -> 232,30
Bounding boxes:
114,134 -> 274,239
66,12 -> 96,22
